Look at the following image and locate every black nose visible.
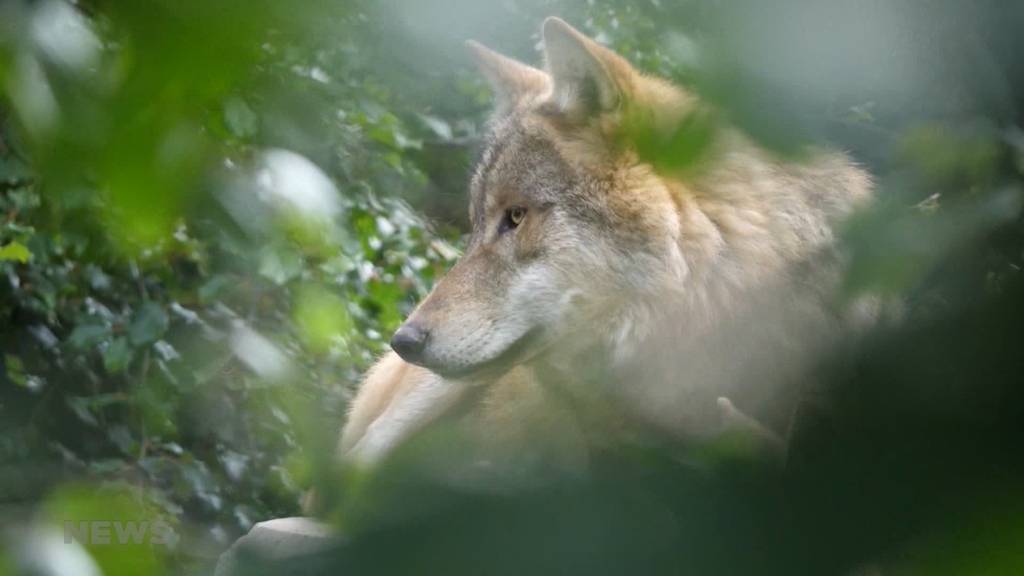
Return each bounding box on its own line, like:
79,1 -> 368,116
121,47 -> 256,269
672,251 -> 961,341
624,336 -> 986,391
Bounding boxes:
390,323 -> 428,363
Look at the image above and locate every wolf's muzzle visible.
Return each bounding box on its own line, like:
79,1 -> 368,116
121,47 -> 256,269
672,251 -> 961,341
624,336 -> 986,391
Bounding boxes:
390,323 -> 428,364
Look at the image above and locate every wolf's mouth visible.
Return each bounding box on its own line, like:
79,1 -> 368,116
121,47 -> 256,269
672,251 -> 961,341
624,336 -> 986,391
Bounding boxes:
428,326 -> 545,380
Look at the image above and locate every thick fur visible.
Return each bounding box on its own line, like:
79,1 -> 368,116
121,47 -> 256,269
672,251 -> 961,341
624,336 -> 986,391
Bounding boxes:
336,18 -> 872,472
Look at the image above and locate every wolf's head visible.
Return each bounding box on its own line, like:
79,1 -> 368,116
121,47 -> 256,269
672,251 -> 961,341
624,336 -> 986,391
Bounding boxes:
391,18 -> 696,377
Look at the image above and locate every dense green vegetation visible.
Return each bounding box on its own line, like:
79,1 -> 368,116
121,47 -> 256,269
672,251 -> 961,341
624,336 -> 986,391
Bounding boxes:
1,1 -> 1023,574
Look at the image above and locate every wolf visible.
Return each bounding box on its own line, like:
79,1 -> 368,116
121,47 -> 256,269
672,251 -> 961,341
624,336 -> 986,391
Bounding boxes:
336,18 -> 872,474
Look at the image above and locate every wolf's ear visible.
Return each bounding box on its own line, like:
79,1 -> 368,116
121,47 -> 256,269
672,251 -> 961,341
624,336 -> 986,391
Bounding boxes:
466,40 -> 549,111
542,17 -> 629,118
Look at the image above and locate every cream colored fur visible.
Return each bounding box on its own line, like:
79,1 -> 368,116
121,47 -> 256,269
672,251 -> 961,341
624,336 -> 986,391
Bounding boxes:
335,18 -> 872,472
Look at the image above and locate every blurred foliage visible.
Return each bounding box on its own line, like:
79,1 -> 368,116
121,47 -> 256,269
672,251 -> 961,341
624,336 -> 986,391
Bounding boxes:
0,0 -> 466,572
0,0 -> 1023,575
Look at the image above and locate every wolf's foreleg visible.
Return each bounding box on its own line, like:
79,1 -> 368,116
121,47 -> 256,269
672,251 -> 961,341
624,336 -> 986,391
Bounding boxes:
340,352 -> 468,467
347,375 -> 468,466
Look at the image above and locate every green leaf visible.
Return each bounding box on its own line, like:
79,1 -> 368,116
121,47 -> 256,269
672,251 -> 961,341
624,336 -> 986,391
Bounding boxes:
224,96 -> 259,138
0,242 -> 31,263
68,323 -> 111,349
107,425 -> 138,455
0,152 -> 32,183
103,337 -> 134,373
129,302 -> 169,346
293,284 -> 353,354
619,105 -> 720,175
66,396 -> 99,427
4,354 -> 27,387
258,246 -> 303,285
198,275 -> 232,304
418,114 -> 453,141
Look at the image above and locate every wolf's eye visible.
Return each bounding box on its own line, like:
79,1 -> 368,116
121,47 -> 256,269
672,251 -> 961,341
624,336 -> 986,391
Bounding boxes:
499,206 -> 527,234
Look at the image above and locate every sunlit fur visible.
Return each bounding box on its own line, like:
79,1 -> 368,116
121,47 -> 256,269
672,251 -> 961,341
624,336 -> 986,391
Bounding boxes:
336,18 -> 872,472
